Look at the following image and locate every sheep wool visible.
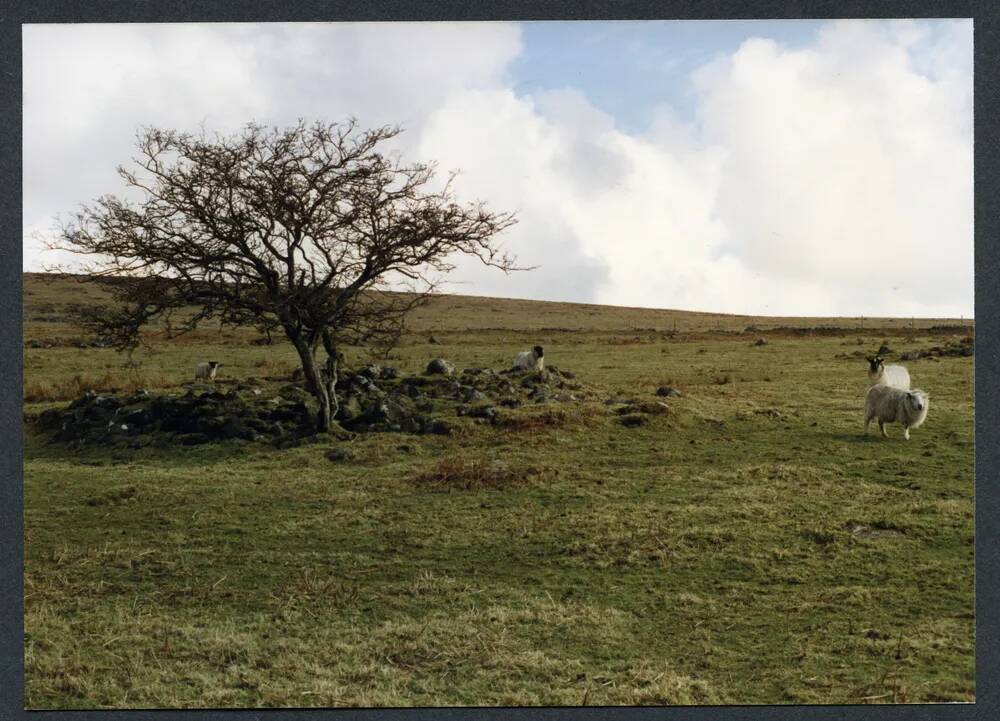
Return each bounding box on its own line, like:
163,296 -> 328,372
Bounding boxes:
194,361 -> 221,382
513,345 -> 545,372
867,356 -> 911,389
864,384 -> 929,440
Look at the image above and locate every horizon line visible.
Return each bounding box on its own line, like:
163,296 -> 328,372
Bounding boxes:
21,271 -> 975,323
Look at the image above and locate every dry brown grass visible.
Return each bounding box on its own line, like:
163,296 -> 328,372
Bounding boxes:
252,357 -> 297,376
23,371 -> 176,402
494,404 -> 603,432
24,272 -> 974,335
407,457 -> 540,491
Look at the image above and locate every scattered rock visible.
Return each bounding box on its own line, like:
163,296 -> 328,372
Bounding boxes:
428,335 -> 441,344
900,336 -> 974,360
343,398 -> 420,433
756,408 -> 782,419
466,405 -> 498,421
619,414 -> 649,428
754,337 -> 768,346
358,364 -> 382,379
625,401 -> 670,416
655,386 -> 681,398
423,418 -> 454,435
425,358 -> 456,375
325,448 -> 355,462
846,523 -> 904,539
463,388 -> 487,403
835,349 -> 870,360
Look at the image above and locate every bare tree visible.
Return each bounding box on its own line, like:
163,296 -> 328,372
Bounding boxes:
51,120 -> 518,431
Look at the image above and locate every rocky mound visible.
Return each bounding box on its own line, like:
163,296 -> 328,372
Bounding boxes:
332,363 -> 588,432
899,336 -> 974,360
35,385 -> 319,449
34,363 -> 592,447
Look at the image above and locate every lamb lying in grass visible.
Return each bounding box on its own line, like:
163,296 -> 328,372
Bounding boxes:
864,384 -> 929,440
867,356 -> 910,389
513,345 -> 545,372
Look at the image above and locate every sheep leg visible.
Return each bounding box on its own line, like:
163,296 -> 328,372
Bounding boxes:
864,417 -> 871,436
879,421 -> 887,437
903,426 -> 910,440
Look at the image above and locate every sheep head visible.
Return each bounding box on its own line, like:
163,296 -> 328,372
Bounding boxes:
907,390 -> 928,412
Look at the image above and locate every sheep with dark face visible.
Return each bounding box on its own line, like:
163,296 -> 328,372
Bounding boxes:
864,384 -> 929,440
194,360 -> 222,382
513,345 -> 544,372
867,355 -> 910,389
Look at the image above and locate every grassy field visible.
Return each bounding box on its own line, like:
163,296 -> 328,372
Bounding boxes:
22,273 -> 975,708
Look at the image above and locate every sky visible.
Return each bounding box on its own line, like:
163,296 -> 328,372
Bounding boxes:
22,19 -> 973,318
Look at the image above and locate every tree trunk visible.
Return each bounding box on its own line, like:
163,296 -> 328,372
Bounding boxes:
290,334 -> 333,432
321,329 -> 341,427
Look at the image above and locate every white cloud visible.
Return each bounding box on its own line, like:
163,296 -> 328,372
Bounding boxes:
690,20 -> 972,315
413,20 -> 971,317
23,20 -> 973,317
22,22 -> 521,269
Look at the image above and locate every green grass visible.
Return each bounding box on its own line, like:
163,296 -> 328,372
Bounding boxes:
22,273 -> 974,707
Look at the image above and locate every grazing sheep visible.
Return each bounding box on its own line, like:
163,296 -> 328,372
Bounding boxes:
867,356 -> 911,389
194,360 -> 221,382
513,345 -> 545,372
864,384 -> 929,440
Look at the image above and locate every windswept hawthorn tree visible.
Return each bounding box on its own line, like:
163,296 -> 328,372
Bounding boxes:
53,120 -> 518,431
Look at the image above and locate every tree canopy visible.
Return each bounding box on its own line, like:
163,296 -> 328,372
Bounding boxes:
53,119 -> 518,430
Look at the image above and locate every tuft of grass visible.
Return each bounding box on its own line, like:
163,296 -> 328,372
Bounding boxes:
408,457 -> 538,491
24,371 -> 175,402
494,404 -> 601,432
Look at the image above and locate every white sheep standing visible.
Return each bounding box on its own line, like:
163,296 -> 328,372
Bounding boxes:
864,384 -> 929,440
513,345 -> 545,372
867,356 -> 911,389
194,360 -> 222,382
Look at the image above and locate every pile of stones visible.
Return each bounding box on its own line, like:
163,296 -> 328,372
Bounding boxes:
35,384 -> 318,448
899,336 -> 974,360
34,361 -> 593,447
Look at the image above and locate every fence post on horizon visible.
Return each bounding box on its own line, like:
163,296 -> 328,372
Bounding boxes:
860,315 -> 864,330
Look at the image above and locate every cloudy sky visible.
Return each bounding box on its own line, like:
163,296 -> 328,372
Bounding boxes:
23,20 -> 973,317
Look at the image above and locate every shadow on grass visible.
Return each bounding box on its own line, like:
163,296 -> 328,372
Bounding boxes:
823,430 -> 894,444
22,428 -> 311,467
